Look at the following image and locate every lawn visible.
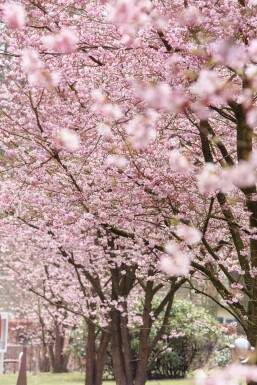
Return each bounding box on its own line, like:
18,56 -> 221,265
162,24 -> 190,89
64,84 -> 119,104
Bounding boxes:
0,372 -> 193,385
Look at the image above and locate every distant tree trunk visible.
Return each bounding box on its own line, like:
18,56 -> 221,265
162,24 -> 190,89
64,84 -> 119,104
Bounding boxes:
134,281 -> 154,385
85,318 -> 110,385
39,343 -> 50,372
49,323 -> 69,373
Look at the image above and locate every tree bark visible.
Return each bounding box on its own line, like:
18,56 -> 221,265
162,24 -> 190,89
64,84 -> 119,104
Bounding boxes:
111,307 -> 129,385
134,281 -> 154,385
85,321 -> 96,385
95,331 -> 111,385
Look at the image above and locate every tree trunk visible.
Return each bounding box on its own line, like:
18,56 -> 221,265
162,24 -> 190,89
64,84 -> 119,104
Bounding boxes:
134,281 -> 154,385
111,308 -> 130,385
53,324 -> 67,372
85,321 -> 96,385
95,331 -> 111,385
40,344 -> 50,372
48,323 -> 69,373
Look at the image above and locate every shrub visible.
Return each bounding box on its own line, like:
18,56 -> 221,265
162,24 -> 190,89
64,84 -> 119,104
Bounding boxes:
146,299 -> 222,379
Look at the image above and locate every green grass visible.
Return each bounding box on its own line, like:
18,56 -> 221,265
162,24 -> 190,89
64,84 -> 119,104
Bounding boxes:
0,372 -> 193,385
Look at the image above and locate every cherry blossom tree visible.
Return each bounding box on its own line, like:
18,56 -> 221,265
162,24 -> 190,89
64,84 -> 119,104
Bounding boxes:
1,1 -> 257,385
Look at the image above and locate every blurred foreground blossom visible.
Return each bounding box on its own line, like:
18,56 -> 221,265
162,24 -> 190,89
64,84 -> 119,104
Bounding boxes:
58,128 -> 80,151
177,225 -> 202,245
2,2 -> 26,29
160,241 -> 190,276
42,29 -> 78,54
195,364 -> 257,385
22,49 -> 43,73
105,154 -> 128,169
169,149 -> 190,173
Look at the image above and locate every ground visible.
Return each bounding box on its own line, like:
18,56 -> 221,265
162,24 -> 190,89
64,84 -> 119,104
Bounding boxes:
0,372 -> 193,385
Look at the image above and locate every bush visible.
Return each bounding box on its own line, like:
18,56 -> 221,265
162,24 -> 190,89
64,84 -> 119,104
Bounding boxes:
146,299 -> 222,379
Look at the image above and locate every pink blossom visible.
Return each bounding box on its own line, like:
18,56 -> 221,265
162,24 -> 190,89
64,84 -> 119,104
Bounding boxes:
169,149 -> 190,173
96,123 -> 113,140
222,160 -> 256,189
92,90 -> 123,119
197,163 -> 220,194
248,40 -> 257,62
108,0 -> 152,38
214,40 -> 248,71
58,128 -> 80,151
126,111 -> 157,149
177,225 -> 202,245
178,6 -> 202,28
42,29 -> 78,54
191,70 -> 223,98
195,364 -> 257,385
137,83 -> 187,112
160,242 -> 191,276
231,283 -> 244,290
2,2 -> 26,29
105,155 -> 128,169
246,107 -> 257,127
100,103 -> 123,119
22,49 -> 42,74
28,70 -> 60,88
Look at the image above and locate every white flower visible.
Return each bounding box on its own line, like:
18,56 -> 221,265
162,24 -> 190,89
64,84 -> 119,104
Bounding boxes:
59,129 -> 80,151
177,225 -> 202,245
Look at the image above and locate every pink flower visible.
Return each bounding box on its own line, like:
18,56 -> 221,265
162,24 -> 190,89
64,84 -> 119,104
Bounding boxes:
191,70 -> 223,98
108,0 -> 152,38
96,123 -> 113,140
177,225 -> 202,245
169,149 -> 190,173
22,49 -> 42,73
214,40 -> 248,71
42,29 -> 78,54
246,107 -> 257,127
160,241 -> 191,276
28,70 -> 60,89
137,83 -> 187,112
195,364 -> 257,385
58,129 -> 80,151
178,6 -> 202,28
248,40 -> 257,62
197,163 -> 220,194
126,111 -> 157,149
105,155 -> 128,169
2,2 -> 26,29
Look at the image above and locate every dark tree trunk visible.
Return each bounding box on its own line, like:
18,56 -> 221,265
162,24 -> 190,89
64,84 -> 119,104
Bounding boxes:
111,307 -> 130,385
85,316 -> 110,385
49,323 -> 69,373
40,344 -> 50,372
95,331 -> 111,385
134,281 -> 153,385
85,321 -> 96,385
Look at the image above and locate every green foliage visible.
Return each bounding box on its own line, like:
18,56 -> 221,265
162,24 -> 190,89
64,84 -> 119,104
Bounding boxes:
147,299 -> 222,379
66,322 -> 87,370
211,334 -> 237,367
